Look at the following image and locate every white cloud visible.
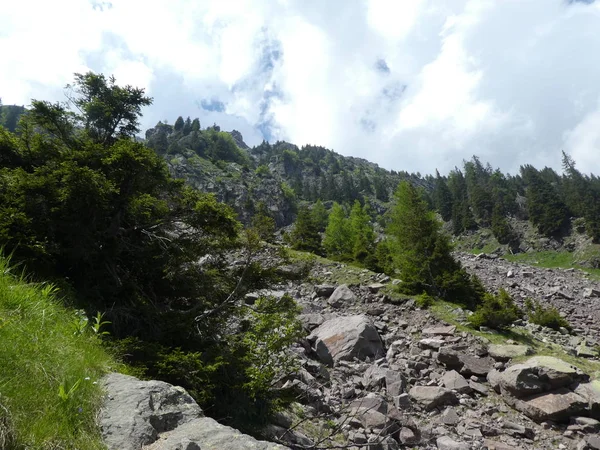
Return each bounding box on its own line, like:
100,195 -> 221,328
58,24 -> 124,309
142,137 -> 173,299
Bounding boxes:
3,0 -> 600,175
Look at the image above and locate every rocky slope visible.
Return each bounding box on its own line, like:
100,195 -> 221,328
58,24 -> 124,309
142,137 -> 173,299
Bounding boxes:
101,251 -> 600,450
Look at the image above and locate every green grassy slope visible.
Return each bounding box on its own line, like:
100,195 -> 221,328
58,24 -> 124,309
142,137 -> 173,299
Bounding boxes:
0,256 -> 117,449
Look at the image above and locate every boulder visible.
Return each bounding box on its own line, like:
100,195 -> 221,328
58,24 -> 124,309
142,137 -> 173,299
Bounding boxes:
146,418 -> 289,450
314,284 -> 336,297
437,347 -> 493,376
422,325 -> 456,336
100,373 -> 287,450
436,435 -> 470,450
100,373 -> 202,450
511,388 -> 587,422
327,284 -> 356,307
488,344 -> 532,361
308,315 -> 384,363
499,356 -> 588,398
574,380 -> 600,419
408,386 -> 458,410
442,370 -> 472,394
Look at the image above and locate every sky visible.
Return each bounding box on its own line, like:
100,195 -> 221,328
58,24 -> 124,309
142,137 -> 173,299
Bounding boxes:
1,0 -> 600,175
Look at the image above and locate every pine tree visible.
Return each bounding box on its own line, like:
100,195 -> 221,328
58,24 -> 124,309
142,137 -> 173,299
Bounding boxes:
349,200 -> 375,263
386,181 -> 482,306
191,118 -> 201,132
433,170 -> 453,221
174,116 -> 184,131
289,206 -> 322,254
182,117 -> 192,135
323,203 -> 352,259
311,199 -> 329,232
521,165 -> 569,237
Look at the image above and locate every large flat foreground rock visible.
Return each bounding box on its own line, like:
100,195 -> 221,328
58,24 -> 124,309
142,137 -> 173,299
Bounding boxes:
101,373 -> 287,450
308,315 -> 384,364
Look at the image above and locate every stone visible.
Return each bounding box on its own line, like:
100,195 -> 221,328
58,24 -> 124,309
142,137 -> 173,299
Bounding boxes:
327,284 -> 356,307
574,380 -> 600,419
488,344 -> 533,361
314,284 -> 336,297
299,313 -> 325,331
438,407 -> 460,425
422,325 -> 456,336
147,419 -> 289,450
437,347 -> 493,376
368,283 -> 386,293
436,435 -> 470,450
419,338 -> 445,350
408,386 -> 458,410
394,393 -> 411,409
313,338 -> 334,367
100,373 -> 203,450
100,373 -> 287,450
469,380 -> 489,396
512,388 -> 587,422
442,370 -> 472,394
573,416 -> 600,433
483,439 -> 519,450
309,315 -> 384,363
399,427 -> 420,445
583,288 -> 600,298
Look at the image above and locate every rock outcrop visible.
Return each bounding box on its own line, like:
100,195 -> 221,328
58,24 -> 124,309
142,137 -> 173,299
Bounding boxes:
101,373 -> 287,450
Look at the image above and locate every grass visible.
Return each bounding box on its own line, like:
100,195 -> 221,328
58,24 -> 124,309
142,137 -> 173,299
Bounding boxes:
0,255 -> 118,449
503,250 -> 600,279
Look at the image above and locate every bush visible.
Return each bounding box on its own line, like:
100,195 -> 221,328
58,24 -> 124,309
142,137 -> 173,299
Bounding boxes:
525,299 -> 571,331
415,292 -> 435,309
468,289 -> 521,330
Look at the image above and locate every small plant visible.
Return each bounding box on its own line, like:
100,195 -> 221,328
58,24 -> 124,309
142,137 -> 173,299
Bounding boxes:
524,298 -> 571,331
415,291 -> 435,309
71,310 -> 89,336
57,379 -> 82,403
91,312 -> 111,336
468,288 -> 521,330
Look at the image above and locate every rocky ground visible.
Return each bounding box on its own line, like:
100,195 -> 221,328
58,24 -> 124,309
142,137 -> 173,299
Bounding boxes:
100,250 -> 600,450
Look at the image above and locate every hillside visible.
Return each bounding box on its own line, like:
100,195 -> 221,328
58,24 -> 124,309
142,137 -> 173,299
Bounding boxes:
145,120 -> 427,226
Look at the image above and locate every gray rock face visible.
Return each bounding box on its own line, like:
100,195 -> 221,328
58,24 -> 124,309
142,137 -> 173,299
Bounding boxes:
100,373 -> 287,450
100,373 -> 203,450
308,315 -> 384,363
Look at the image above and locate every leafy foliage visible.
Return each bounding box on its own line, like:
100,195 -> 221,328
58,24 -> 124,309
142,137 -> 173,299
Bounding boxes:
0,72 -> 302,431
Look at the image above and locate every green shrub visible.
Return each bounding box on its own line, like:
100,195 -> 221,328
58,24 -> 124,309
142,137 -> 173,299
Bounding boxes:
415,292 -> 435,309
468,288 -> 521,330
525,298 -> 571,331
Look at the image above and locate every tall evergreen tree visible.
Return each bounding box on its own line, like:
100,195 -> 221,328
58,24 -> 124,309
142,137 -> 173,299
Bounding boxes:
433,170 -> 453,221
289,206 -> 322,254
323,203 -> 352,260
349,200 -> 375,263
174,116 -> 184,131
386,181 -> 482,306
520,165 -> 570,237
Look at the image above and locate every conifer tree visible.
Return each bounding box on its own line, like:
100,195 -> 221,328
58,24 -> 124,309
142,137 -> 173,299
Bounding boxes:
386,181 -> 482,306
182,117 -> 192,135
311,199 -> 329,232
290,206 -> 322,254
191,118 -> 201,132
349,200 -> 375,263
323,203 -> 352,259
433,170 -> 453,221
174,116 -> 184,131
